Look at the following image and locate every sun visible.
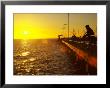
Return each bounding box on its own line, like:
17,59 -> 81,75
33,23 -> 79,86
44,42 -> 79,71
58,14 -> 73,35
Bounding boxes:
20,31 -> 30,39
23,31 -> 29,35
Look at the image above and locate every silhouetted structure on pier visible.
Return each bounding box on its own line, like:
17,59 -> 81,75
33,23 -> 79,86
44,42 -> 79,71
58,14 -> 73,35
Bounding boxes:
70,25 -> 97,44
58,35 -> 63,40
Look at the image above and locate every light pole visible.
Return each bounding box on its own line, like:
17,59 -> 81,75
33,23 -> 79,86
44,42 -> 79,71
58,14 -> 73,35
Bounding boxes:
68,13 -> 69,40
63,24 -> 67,38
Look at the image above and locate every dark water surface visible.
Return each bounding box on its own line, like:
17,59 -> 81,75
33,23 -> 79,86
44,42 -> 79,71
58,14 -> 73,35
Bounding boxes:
14,39 -> 80,75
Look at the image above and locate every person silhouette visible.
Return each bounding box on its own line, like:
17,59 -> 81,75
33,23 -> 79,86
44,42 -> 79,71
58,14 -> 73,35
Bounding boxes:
82,25 -> 95,42
85,25 -> 94,37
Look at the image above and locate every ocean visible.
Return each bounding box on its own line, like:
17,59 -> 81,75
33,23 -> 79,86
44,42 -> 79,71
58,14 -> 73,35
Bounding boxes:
13,39 -> 77,75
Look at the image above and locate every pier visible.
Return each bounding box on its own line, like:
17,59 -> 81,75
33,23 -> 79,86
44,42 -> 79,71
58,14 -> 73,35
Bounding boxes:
62,40 -> 97,68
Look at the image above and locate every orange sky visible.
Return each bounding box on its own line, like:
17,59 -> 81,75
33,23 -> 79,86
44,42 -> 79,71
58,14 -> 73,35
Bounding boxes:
14,13 -> 97,39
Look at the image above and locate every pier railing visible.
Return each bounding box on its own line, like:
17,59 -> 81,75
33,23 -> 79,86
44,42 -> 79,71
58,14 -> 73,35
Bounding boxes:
62,40 -> 97,68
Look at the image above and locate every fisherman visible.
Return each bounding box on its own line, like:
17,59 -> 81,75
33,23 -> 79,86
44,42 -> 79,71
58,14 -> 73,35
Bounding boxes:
82,25 -> 96,43
85,25 -> 94,37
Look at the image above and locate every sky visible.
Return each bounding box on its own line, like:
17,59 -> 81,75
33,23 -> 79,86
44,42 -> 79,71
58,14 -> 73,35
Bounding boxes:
14,13 -> 97,39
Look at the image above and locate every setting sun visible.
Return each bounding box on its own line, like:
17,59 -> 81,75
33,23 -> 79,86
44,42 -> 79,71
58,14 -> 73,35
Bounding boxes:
23,31 -> 29,35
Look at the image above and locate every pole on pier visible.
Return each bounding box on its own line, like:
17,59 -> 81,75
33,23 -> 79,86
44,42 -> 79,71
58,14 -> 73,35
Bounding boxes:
68,13 -> 69,40
86,55 -> 89,75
